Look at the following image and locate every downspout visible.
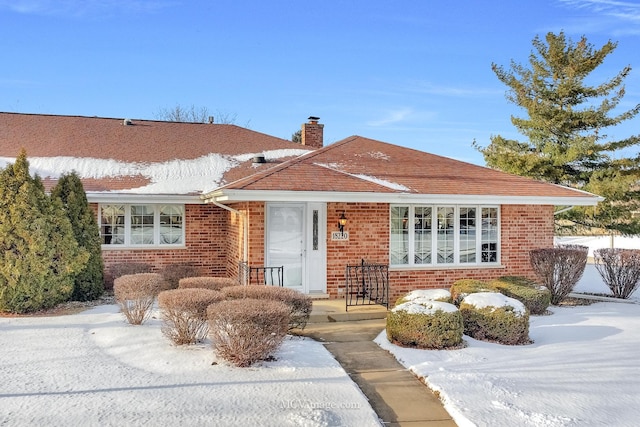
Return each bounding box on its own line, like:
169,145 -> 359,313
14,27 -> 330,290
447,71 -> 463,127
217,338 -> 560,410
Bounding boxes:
206,199 -> 248,279
554,206 -> 575,216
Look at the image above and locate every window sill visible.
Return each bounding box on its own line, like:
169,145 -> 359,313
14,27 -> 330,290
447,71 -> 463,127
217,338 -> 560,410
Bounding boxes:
101,245 -> 187,251
389,263 -> 505,271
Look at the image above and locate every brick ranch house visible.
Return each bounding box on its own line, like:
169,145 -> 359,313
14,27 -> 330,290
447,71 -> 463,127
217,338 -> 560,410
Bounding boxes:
0,112 -> 602,302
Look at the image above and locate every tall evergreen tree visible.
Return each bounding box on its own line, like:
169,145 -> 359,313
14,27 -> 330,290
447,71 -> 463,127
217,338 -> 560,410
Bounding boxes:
0,151 -> 88,313
52,172 -> 104,301
477,32 -> 640,234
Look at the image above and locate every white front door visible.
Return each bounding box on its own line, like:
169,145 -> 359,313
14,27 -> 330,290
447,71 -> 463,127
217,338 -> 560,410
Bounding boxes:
265,203 -> 326,294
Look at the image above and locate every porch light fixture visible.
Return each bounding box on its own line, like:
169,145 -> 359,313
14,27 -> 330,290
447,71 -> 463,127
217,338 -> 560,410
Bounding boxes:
338,211 -> 348,233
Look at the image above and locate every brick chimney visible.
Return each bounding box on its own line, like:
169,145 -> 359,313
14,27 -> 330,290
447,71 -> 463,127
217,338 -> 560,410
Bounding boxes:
301,116 -> 324,148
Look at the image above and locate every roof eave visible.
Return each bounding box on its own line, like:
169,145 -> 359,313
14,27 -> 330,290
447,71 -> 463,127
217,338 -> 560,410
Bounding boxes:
205,189 -> 604,206
88,192 -> 204,204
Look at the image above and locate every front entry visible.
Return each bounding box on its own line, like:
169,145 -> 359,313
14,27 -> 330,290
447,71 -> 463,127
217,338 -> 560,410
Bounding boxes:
265,203 -> 326,294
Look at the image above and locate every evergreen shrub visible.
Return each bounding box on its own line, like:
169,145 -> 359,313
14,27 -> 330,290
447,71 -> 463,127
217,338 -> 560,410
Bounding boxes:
450,279 -> 498,306
460,292 -> 530,345
387,300 -> 463,349
222,285 -> 312,330
491,276 -> 551,315
0,151 -> 88,313
158,288 -> 224,345
114,273 -> 165,325
394,288 -> 451,306
52,172 -> 104,301
208,299 -> 289,367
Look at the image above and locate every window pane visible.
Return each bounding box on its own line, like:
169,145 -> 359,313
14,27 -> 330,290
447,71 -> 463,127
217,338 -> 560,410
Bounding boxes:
414,206 -> 432,264
459,207 -> 476,263
481,207 -> 499,262
390,206 -> 409,264
131,205 -> 155,245
437,207 -> 454,264
159,205 -> 184,245
100,205 -> 125,245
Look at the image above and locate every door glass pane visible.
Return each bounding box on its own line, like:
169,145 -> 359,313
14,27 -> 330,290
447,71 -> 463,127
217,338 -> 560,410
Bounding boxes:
268,206 -> 303,288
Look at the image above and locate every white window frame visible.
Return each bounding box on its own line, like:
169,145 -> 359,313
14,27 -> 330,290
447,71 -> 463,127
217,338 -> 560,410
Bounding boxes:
389,204 -> 500,267
99,204 -> 185,248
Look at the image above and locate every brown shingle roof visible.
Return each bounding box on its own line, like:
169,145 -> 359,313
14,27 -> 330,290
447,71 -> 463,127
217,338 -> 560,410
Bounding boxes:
216,136 -> 601,202
0,112 -> 312,194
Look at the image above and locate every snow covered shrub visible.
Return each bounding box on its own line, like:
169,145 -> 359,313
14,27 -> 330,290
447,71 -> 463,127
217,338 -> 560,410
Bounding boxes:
178,277 -> 239,292
394,288 -> 451,306
160,263 -> 201,290
460,293 -> 530,345
450,279 -> 498,306
387,300 -> 463,349
491,276 -> 551,315
530,245 -> 588,305
158,288 -> 224,345
208,298 -> 289,367
594,249 -> 640,299
114,273 -> 165,325
222,285 -> 312,330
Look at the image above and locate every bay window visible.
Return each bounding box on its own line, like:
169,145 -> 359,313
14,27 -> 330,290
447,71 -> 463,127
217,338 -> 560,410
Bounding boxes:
99,204 -> 184,247
390,204 -> 499,266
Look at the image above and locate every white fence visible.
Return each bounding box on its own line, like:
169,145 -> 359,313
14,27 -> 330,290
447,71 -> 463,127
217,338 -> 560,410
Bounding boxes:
554,236 -> 640,258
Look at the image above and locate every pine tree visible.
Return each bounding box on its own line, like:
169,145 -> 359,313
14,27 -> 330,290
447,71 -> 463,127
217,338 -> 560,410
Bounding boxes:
52,172 -> 104,301
477,32 -> 640,234
0,151 -> 88,313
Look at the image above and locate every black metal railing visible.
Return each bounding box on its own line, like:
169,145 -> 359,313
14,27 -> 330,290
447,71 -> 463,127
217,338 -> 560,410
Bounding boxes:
345,259 -> 389,311
239,261 -> 284,287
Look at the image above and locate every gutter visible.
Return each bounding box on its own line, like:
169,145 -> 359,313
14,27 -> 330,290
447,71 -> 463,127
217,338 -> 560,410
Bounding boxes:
204,199 -> 248,266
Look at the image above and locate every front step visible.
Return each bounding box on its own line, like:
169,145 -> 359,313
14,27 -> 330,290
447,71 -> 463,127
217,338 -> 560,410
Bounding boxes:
309,299 -> 388,323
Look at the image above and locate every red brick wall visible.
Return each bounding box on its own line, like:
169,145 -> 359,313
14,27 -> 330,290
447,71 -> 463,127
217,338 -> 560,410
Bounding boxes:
94,201 -> 554,300
96,203 -> 230,286
325,203 -> 555,301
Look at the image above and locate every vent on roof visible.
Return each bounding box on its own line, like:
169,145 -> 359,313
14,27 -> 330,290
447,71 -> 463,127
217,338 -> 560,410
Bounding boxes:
253,155 -> 266,164
208,116 -> 214,124
123,118 -> 132,126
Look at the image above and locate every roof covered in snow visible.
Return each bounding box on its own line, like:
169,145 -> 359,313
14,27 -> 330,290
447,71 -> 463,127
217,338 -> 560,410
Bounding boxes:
0,112 -> 313,196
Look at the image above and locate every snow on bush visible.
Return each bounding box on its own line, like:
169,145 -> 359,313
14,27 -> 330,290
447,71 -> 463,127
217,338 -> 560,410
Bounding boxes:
387,299 -> 463,349
395,288 -> 451,306
450,279 -> 498,306
491,276 -> 551,315
158,288 -> 224,345
113,273 -> 166,325
222,285 -> 312,330
460,292 -> 530,345
178,276 -> 238,292
208,299 -> 289,367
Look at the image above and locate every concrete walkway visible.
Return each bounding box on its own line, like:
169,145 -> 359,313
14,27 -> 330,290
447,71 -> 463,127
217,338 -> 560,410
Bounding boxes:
298,301 -> 457,426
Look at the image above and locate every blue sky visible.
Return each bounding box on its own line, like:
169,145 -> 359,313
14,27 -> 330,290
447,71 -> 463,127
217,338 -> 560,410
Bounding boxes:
1,0 -> 639,165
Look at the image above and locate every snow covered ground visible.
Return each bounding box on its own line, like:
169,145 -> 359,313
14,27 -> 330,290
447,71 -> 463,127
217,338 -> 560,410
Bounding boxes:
377,266 -> 640,427
0,304 -> 380,427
